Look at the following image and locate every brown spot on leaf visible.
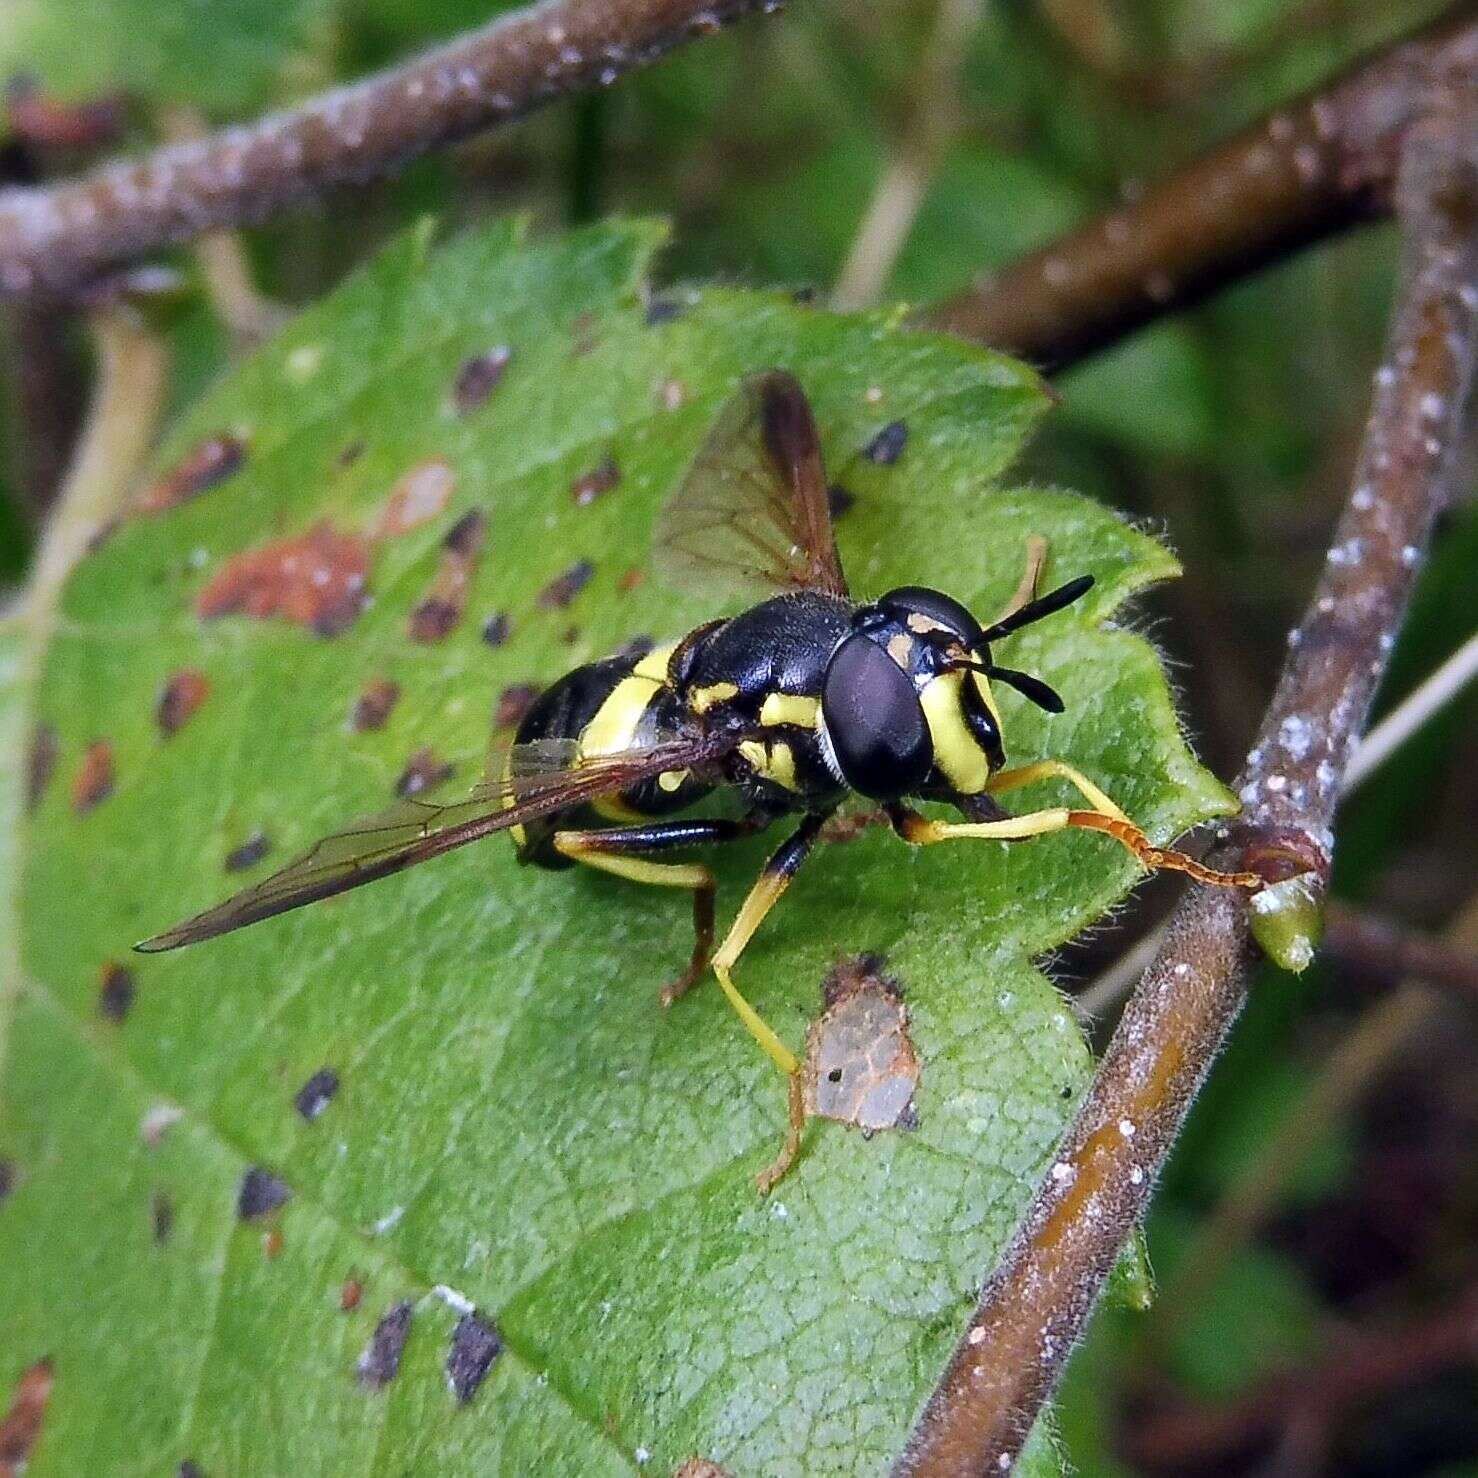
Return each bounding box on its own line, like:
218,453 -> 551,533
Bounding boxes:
136,434 -> 246,515
570,310 -> 598,357
196,521 -> 369,637
337,441 -> 365,469
571,456 -> 620,507
538,559 -> 594,610
617,567 -> 645,594
340,1276 -> 364,1312
863,420 -> 908,466
494,684 -> 542,730
224,831 -> 270,873
372,458 -> 456,540
674,1462 -> 734,1478
263,1227 -> 284,1259
294,1068 -> 339,1122
0,1357 -> 54,1474
395,747 -> 454,798
350,678 -> 400,733
98,962 -> 135,1023
25,725 -> 56,813
236,1167 -> 291,1221
451,346 -> 512,414
446,1312 -> 502,1404
804,954 -> 920,1133
481,612 -> 510,647
151,1189 -> 174,1245
408,510 -> 487,643
156,668 -> 211,737
71,739 -> 114,814
358,1302 -> 413,1390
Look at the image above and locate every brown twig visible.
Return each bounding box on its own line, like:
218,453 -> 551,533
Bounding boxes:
1126,1283 -> 1478,1468
922,5 -> 1478,371
0,0 -> 780,300
1325,898 -> 1478,1000
895,90 -> 1478,1478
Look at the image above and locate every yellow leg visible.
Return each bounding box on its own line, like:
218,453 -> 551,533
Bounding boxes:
985,758 -> 1129,822
708,813 -> 827,1080
756,1071 -> 808,1195
711,870 -> 803,1077
994,534 -> 1048,623
892,787 -> 1261,891
891,805 -> 1074,846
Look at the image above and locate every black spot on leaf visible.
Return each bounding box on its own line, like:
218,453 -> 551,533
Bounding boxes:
0,1160 -> 15,1204
224,832 -> 271,873
864,420 -> 908,465
25,724 -> 56,812
237,1167 -> 291,1221
452,347 -> 512,414
152,1189 -> 174,1244
350,678 -> 400,733
395,747 -> 455,798
570,456 -> 620,507
538,559 -> 594,609
98,962 -> 135,1023
294,1069 -> 339,1122
481,612 -> 510,647
358,1301 -> 413,1390
446,1312 -> 503,1404
495,684 -> 541,730
827,484 -> 855,517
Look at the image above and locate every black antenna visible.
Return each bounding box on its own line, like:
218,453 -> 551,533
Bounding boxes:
952,659 -> 1065,713
975,574 -> 1094,645
989,666 -> 1065,713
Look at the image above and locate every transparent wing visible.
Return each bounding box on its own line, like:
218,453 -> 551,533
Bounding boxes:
136,732 -> 739,952
654,369 -> 849,600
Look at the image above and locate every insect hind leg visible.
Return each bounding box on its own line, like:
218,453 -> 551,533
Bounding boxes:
552,816 -> 763,1005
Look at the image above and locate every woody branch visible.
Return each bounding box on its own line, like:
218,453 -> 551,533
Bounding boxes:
896,85 -> 1478,1478
0,0 -> 777,299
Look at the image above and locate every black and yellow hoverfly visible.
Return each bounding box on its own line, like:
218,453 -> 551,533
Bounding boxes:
139,370 -> 1259,1187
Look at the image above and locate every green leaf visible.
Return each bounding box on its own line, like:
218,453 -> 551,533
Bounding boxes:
0,0 -> 329,113
2,218 -> 1234,1474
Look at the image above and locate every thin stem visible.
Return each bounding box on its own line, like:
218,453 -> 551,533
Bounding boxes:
832,0 -> 982,309
895,97 -> 1478,1478
920,5 -> 1478,371
0,0 -> 781,300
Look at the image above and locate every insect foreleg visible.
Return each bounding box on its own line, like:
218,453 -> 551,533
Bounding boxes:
553,816 -> 766,1005
706,808 -> 830,1192
984,757 -> 1129,821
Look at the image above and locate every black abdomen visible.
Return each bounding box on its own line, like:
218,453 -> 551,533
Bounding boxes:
511,650 -> 710,867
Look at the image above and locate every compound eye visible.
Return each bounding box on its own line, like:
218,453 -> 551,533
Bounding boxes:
821,634 -> 932,799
